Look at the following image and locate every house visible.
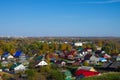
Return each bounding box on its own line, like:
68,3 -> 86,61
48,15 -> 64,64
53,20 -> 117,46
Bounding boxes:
62,70 -> 72,80
19,53 -> 29,65
61,61 -> 66,67
19,53 -> 26,61
101,61 -> 120,71
66,60 -> 75,65
90,55 -> 99,65
74,42 -> 83,47
109,61 -> 120,69
96,46 -> 102,50
110,53 -> 119,59
36,55 -> 43,61
1,61 -> 8,67
77,47 -> 83,51
14,51 -> 22,58
2,52 -> 9,60
7,54 -> 14,60
95,50 -> 103,57
70,50 -> 77,56
116,54 -> 120,61
84,54 -> 92,60
87,49 -> 92,53
75,69 -> 100,80
2,52 -> 9,58
10,63 -> 26,73
101,62 -> 112,68
104,54 -> 111,59
67,55 -> 74,60
0,56 -> 1,60
99,58 -> 107,62
36,60 -> 48,67
77,66 -> 97,72
59,52 -> 65,58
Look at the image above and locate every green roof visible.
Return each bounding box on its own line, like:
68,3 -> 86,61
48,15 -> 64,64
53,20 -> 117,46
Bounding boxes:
36,55 -> 43,60
65,70 -> 72,80
11,63 -> 21,69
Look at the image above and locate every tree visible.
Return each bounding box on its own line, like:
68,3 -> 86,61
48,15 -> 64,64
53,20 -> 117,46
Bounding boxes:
0,48 -> 3,55
25,69 -> 36,80
47,69 -> 65,80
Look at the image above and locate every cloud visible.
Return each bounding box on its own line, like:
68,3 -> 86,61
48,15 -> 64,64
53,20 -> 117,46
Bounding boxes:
78,0 -> 120,4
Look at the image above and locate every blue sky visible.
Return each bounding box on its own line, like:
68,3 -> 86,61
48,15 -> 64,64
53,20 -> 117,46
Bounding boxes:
0,0 -> 120,37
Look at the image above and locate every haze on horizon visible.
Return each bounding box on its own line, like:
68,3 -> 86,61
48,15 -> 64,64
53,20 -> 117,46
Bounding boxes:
0,0 -> 120,37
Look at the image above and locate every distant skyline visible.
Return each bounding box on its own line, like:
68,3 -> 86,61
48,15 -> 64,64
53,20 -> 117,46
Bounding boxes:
0,0 -> 120,37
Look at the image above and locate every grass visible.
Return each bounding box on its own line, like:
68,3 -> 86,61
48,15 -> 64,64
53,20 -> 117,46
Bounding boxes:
0,72 -> 13,77
81,72 -> 120,80
0,72 -> 13,79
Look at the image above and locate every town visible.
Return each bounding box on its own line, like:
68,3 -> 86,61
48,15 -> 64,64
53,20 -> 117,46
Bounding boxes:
0,37 -> 120,80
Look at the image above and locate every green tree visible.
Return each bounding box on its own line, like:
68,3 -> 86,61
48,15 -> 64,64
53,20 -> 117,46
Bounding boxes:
47,69 -> 65,80
25,69 -> 36,80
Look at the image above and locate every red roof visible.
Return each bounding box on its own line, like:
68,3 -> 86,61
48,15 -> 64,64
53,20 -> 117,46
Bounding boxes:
75,69 -> 100,77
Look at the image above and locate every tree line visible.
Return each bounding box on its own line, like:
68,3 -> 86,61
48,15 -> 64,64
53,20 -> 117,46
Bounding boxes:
0,37 -> 120,56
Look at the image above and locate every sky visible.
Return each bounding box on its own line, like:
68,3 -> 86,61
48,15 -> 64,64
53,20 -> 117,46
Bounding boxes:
0,0 -> 120,37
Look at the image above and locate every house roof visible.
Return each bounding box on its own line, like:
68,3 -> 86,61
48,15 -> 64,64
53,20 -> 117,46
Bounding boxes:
3,52 -> 9,57
101,62 -> 112,68
36,55 -> 43,60
84,54 -> 92,60
7,55 -> 14,59
95,50 -> 102,54
37,60 -> 48,66
14,51 -> 22,57
101,61 -> 120,69
75,69 -> 100,77
109,61 -> 120,69
90,55 -> 99,61
78,66 -> 96,72
64,70 -> 72,76
99,58 -> 107,62
10,63 -> 21,69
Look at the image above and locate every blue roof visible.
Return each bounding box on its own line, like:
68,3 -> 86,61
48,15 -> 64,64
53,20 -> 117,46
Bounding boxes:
3,52 -> 9,57
99,58 -> 107,61
14,51 -> 22,57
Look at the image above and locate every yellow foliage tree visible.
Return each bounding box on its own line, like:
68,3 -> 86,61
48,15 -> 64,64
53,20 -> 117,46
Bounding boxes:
0,48 -> 3,55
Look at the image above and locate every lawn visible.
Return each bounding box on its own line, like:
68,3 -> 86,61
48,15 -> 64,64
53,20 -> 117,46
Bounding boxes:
81,72 -> 120,80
